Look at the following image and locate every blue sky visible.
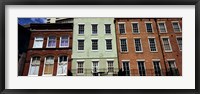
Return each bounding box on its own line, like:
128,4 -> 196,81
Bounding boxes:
18,18 -> 46,25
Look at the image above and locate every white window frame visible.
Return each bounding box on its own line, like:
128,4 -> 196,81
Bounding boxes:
148,37 -> 158,52
161,36 -> 173,52
43,56 -> 55,76
134,38 -> 143,53
145,22 -> 154,33
91,24 -> 98,35
118,22 -> 126,34
157,21 -> 167,33
121,60 -> 131,76
152,60 -> 162,76
104,24 -> 111,34
57,56 -> 68,76
91,38 -> 98,51
131,22 -> 140,34
77,39 -> 85,51
136,60 -> 146,76
176,36 -> 182,51
119,38 -> 128,53
59,36 -> 69,48
46,36 -> 56,48
107,60 -> 114,73
105,38 -> 112,51
171,21 -> 182,32
91,60 -> 99,73
33,36 -> 44,48
167,59 -> 177,68
76,60 -> 85,75
78,23 -> 85,35
28,56 -> 40,76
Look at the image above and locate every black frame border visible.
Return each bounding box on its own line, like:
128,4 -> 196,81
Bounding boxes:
0,0 -> 199,94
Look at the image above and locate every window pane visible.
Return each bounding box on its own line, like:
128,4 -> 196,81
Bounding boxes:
105,24 -> 111,34
149,38 -> 157,51
78,40 -> 84,50
108,61 -> 114,72
92,40 -> 98,50
92,24 -> 98,34
120,39 -> 128,52
177,37 -> 182,50
162,38 -> 171,51
33,37 -> 43,48
119,24 -> 125,34
135,39 -> 142,51
158,23 -> 166,32
172,22 -> 181,32
132,23 -> 139,33
60,36 -> 69,47
123,62 -> 130,76
106,39 -> 112,50
138,61 -> 146,76
79,25 -> 84,34
48,36 -> 56,47
153,61 -> 161,76
146,23 -> 153,32
77,62 -> 84,74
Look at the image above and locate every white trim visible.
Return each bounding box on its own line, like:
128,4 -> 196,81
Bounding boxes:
91,24 -> 98,35
105,39 -> 112,51
92,59 -> 99,61
152,59 -> 160,61
56,56 -> 68,76
121,60 -> 130,62
145,21 -> 154,33
167,60 -> 177,68
131,22 -> 140,34
107,60 -> 114,74
136,59 -> 145,61
91,23 -> 98,24
33,36 -> 44,48
106,59 -> 114,61
104,24 -> 112,34
148,37 -> 158,52
77,39 -> 85,51
176,36 -> 182,51
133,38 -> 143,53
46,36 -> 56,48
118,22 -> 126,34
137,61 -> 146,76
28,57 -> 40,76
167,59 -> 176,61
119,38 -> 128,53
76,61 -> 85,76
171,21 -> 182,32
122,61 -> 131,76
78,23 -> 85,25
59,36 -> 70,48
157,21 -> 168,33
91,61 -> 99,73
152,60 -> 162,76
161,36 -> 173,52
91,39 -> 99,51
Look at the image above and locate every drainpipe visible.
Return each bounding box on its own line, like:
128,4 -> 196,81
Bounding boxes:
154,18 -> 168,76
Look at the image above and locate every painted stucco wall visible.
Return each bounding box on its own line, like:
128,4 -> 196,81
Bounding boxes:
72,18 -> 118,76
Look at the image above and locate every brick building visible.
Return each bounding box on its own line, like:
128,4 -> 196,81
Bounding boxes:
115,18 -> 182,76
22,23 -> 73,76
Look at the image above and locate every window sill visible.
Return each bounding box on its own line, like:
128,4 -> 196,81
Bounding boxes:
77,50 -> 85,53
78,34 -> 84,36
106,50 -> 112,52
92,50 -> 98,52
135,51 -> 143,53
132,33 -> 140,34
150,51 -> 158,53
91,34 -> 98,36
46,47 -> 56,48
164,51 -> 173,53
59,46 -> 69,48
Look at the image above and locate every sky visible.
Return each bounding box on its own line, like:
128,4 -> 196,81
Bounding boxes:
18,18 -> 46,25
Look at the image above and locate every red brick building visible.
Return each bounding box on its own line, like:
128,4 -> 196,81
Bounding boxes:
115,18 -> 182,76
22,23 -> 73,76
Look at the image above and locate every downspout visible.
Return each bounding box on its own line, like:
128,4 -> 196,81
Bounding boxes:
154,18 -> 168,76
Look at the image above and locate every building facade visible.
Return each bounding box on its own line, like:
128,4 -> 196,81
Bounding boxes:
115,18 -> 182,76
46,18 -> 73,23
22,23 -> 73,76
71,18 -> 119,76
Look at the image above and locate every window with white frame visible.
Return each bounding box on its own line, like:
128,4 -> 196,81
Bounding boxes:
120,39 -> 128,52
172,22 -> 181,32
60,36 -> 69,47
57,56 -> 68,75
47,36 -> 56,48
119,24 -> 125,34
78,40 -> 84,50
137,61 -> 146,76
77,61 -> 84,74
92,61 -> 99,73
78,24 -> 84,34
33,36 -> 43,48
122,61 -> 130,76
145,23 -> 153,32
158,22 -> 166,33
106,39 -> 112,50
107,61 -> 114,72
132,23 -> 139,33
148,38 -> 157,52
92,39 -> 98,50
44,56 -> 54,75
29,56 -> 40,75
92,24 -> 98,34
153,61 -> 161,76
105,24 -> 111,34
176,37 -> 182,51
162,38 -> 172,52
134,38 -> 142,52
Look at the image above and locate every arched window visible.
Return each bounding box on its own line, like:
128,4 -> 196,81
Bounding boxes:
29,56 -> 40,76
57,56 -> 68,75
43,56 -> 54,75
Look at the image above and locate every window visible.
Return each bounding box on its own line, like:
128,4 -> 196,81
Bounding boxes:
92,61 -> 99,73
92,39 -> 98,50
172,22 -> 181,32
29,56 -> 40,75
105,24 -> 111,34
107,61 -> 114,72
78,24 -> 84,34
119,24 -> 125,34
145,23 -> 153,32
47,36 -> 56,48
162,38 -> 172,52
57,56 -> 68,75
132,23 -> 139,33
158,22 -> 166,33
168,61 -> 179,76
60,36 -> 69,47
78,40 -> 84,50
153,61 -> 161,76
122,61 -> 130,76
92,24 -> 98,34
120,39 -> 128,52
33,36 -> 43,48
77,61 -> 84,74
134,38 -> 143,52
148,38 -> 157,52
44,56 -> 54,75
137,61 -> 146,76
106,39 -> 112,50
177,37 -> 182,51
